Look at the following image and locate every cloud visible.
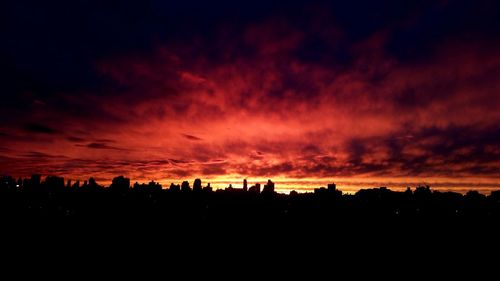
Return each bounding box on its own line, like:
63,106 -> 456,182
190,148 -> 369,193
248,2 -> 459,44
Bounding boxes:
19,151 -> 67,159
1,3 -> 500,189
23,123 -> 58,134
77,142 -> 126,151
67,137 -> 86,143
201,163 -> 226,175
182,134 -> 203,141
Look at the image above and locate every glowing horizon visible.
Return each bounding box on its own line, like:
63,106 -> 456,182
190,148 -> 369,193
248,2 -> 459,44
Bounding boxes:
10,174 -> 499,195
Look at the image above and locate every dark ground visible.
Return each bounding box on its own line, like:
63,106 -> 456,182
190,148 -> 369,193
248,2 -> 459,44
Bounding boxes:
1,176 -> 499,274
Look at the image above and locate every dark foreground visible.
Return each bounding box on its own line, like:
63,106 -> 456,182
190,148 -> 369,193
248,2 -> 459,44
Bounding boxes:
1,175 -> 499,272
1,176 -> 500,238
2,176 -> 500,225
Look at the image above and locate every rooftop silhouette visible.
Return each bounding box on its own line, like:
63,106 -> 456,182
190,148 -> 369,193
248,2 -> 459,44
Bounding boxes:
1,174 -> 500,224
2,173 -> 499,267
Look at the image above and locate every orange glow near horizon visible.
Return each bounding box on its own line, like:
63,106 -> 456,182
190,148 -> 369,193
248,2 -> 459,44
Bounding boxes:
162,175 -> 500,194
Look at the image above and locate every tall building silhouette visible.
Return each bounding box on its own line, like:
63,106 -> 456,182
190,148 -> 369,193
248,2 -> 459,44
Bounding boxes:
31,174 -> 41,187
45,175 -> 65,190
263,179 -> 275,194
193,178 -> 202,192
181,181 -> 191,192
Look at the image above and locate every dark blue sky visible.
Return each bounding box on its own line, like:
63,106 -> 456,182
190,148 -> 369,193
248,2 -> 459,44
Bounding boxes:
3,0 -> 498,94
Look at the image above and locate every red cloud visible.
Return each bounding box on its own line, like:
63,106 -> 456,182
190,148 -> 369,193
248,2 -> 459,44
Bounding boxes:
2,19 -> 500,193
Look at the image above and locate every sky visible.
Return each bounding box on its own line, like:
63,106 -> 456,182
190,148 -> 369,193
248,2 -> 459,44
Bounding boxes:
1,0 -> 500,192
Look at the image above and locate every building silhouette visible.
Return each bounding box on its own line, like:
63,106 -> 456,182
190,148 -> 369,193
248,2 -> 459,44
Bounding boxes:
262,179 -> 275,195
110,176 -> 130,192
249,183 -> 261,193
193,178 -> 202,192
181,181 -> 191,192
170,183 -> 180,192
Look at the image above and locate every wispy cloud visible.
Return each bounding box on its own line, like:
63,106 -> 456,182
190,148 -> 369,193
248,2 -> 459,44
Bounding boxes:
182,134 -> 203,141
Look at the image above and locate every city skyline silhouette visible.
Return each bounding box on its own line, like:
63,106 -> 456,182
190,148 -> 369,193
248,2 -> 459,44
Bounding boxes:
2,1 -> 500,269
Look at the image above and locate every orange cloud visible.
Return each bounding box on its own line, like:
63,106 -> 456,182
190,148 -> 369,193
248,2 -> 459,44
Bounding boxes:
1,18 -> 500,193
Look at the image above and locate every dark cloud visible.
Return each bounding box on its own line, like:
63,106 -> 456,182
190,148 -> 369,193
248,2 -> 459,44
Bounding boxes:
168,159 -> 192,164
201,164 -> 226,175
301,144 -> 322,155
94,139 -> 116,143
0,147 -> 12,152
19,151 -> 66,159
77,143 -> 125,151
67,137 -> 86,143
23,123 -> 58,134
2,0 -> 500,190
346,139 -> 367,166
236,162 -> 296,177
182,134 -> 203,141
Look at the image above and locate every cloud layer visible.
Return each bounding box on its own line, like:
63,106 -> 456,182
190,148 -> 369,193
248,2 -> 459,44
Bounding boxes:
1,1 -> 500,190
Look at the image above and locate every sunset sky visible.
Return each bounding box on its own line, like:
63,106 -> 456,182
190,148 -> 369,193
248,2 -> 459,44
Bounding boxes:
2,0 -> 500,192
